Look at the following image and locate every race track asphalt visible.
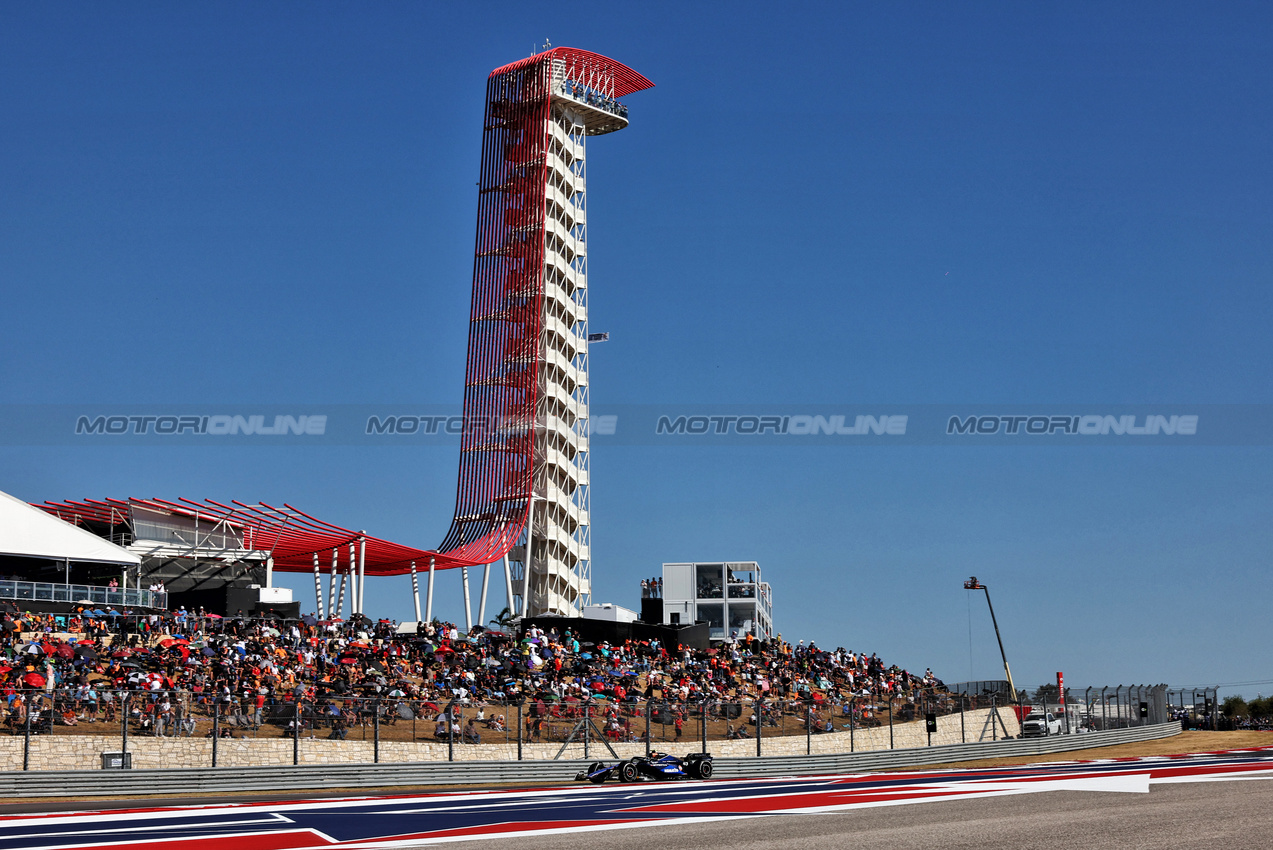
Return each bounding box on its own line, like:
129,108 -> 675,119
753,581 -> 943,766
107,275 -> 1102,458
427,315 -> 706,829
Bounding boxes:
1,752 -> 1270,849
455,779 -> 1273,850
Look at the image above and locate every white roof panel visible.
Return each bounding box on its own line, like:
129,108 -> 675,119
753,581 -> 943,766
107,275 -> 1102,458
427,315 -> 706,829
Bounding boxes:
0,490 -> 141,565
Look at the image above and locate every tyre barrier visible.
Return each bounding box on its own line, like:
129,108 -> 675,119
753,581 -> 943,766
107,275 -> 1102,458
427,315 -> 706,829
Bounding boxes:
0,722 -> 1181,798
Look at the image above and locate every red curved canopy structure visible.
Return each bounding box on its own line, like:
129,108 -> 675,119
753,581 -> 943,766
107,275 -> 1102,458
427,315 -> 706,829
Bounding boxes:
39,497 -> 438,577
490,47 -> 654,97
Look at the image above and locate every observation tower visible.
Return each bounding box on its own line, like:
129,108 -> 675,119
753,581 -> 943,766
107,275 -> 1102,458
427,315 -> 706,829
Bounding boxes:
434,47 -> 653,619
38,48 -> 653,626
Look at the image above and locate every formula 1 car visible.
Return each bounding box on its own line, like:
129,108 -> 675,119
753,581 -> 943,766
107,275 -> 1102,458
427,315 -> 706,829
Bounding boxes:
575,752 -> 714,783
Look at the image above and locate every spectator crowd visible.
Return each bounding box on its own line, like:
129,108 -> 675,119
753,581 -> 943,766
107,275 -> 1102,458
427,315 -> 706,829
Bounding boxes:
0,604 -> 952,742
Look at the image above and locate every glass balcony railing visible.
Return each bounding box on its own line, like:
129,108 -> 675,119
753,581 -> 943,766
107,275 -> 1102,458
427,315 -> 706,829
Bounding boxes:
0,580 -> 166,610
556,82 -> 628,120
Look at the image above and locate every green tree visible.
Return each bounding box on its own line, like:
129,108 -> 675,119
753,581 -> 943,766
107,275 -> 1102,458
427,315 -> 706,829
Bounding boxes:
1247,697 -> 1273,718
1221,695 -> 1248,718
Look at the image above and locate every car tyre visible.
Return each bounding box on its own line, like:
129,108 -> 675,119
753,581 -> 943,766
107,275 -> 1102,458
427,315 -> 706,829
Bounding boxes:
618,761 -> 639,783
696,760 -> 713,780
587,762 -> 607,784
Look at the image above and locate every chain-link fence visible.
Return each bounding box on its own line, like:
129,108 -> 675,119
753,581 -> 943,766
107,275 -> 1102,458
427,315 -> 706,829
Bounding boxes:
0,682 -> 1214,770
0,686 -> 1025,769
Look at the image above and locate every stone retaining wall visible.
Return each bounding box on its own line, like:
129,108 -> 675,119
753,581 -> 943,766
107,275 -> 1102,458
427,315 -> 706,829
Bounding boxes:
0,708 -> 1019,771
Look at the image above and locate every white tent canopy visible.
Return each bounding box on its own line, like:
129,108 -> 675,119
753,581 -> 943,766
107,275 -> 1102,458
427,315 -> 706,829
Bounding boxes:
0,490 -> 140,565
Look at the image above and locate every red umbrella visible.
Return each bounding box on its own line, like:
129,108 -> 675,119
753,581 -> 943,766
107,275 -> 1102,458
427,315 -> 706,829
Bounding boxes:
23,672 -> 45,688
53,645 -> 75,660
0,665 -> 12,676
111,650 -> 131,659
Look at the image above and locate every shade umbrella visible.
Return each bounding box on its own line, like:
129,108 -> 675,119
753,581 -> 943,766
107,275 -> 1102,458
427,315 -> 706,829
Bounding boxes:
300,615 -> 318,626
53,645 -> 74,660
200,647 -> 217,657
20,644 -> 43,656
22,672 -> 45,688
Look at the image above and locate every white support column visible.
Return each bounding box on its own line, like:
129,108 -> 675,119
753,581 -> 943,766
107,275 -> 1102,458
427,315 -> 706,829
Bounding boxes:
328,548 -> 338,619
265,556 -> 274,589
409,561 -> 422,624
313,552 -> 324,619
461,566 -> 473,632
348,542 -> 357,616
357,534 -> 367,616
503,553 -> 515,618
425,556 -> 436,622
336,570 -> 347,619
520,503 -> 535,618
478,562 -> 491,631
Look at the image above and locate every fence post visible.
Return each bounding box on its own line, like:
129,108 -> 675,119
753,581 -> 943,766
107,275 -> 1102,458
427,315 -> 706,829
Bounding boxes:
516,704 -> 522,761
888,698 -> 894,749
701,702 -> 708,755
806,700 -> 812,755
645,702 -> 651,758
122,693 -> 130,763
373,699 -> 380,764
583,704 -> 590,761
23,697 -> 31,771
293,700 -> 300,766
447,709 -> 454,763
755,698 -> 762,758
960,695 -> 966,743
211,701 -> 219,767
849,697 -> 854,753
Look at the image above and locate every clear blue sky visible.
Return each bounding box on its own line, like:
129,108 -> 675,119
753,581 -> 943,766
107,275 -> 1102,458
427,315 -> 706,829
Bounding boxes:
3,3 -> 1272,697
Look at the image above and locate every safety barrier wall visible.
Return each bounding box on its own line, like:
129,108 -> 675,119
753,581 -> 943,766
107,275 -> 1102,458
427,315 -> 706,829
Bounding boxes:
0,722 -> 1183,798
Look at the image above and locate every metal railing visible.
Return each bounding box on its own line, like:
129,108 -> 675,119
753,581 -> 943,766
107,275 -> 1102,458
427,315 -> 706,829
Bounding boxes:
0,688 -> 1012,768
0,581 -> 165,610
557,82 -> 627,119
0,682 -> 1217,773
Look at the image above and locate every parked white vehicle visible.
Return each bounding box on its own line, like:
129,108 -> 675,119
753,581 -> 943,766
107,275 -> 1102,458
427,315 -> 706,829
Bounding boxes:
1020,711 -> 1064,737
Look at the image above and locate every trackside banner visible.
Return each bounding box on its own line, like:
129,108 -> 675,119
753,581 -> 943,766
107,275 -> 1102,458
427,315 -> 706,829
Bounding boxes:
0,405 -> 1265,446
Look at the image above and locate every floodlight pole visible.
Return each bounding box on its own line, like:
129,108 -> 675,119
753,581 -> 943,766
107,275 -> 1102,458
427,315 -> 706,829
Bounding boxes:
964,577 -> 1017,701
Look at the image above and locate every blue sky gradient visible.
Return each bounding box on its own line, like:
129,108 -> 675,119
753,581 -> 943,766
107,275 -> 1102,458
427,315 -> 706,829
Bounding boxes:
3,3 -> 1271,696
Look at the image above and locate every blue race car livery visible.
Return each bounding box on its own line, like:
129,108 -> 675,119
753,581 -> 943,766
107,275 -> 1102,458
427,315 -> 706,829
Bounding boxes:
575,752 -> 714,783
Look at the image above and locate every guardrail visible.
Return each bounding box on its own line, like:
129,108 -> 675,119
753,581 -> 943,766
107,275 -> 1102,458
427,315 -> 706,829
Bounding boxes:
0,722 -> 1182,798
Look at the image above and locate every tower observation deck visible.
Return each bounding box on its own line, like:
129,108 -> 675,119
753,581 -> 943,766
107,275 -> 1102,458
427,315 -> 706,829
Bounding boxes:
433,48 -> 653,618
